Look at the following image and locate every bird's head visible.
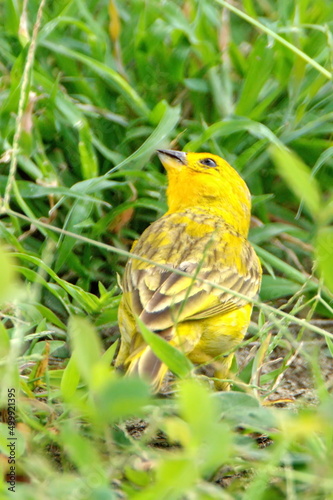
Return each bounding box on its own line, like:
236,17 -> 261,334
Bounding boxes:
157,149 -> 251,236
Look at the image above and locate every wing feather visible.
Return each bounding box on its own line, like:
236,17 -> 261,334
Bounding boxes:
123,210 -> 261,334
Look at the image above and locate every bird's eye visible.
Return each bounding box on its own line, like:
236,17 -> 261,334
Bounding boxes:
200,158 -> 217,168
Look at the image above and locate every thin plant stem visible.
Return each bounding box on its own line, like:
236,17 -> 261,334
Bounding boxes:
0,0 -> 47,212
5,207 -> 333,341
216,0 -> 332,80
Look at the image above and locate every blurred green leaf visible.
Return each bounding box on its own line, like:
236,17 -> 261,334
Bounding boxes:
78,120 -> 99,179
185,118 -> 282,151
59,421 -> 106,477
260,275 -> 306,301
101,340 -> 119,366
125,467 -> 151,487
178,380 -> 231,475
13,253 -> 100,313
68,316 -> 103,384
0,245 -> 16,303
40,40 -> 150,118
96,376 -> 151,422
34,304 -> 66,329
0,323 -> 10,358
249,223 -> 299,245
110,102 -> 181,172
0,423 -> 26,459
0,177 -> 111,206
214,391 -> 276,432
55,200 -> 94,272
316,227 -> 333,291
61,355 -> 80,400
236,37 -> 275,117
137,317 -> 193,379
254,245 -> 318,290
270,145 -> 321,218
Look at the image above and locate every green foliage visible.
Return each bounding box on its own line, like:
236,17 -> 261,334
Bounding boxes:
137,317 -> 193,378
0,0 -> 333,498
316,227 -> 333,291
270,145 -> 321,219
0,246 -> 16,303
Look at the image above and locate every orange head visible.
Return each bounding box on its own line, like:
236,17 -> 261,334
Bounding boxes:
157,149 -> 251,236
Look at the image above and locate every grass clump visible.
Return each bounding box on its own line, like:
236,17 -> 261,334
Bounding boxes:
0,0 -> 333,498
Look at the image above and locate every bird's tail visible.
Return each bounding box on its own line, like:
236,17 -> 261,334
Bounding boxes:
126,346 -> 169,392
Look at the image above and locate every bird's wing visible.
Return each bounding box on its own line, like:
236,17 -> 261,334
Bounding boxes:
123,211 -> 261,333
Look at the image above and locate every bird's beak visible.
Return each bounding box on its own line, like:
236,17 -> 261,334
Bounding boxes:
157,149 -> 187,169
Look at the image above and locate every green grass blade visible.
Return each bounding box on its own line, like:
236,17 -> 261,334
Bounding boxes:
137,317 -> 193,379
40,41 -> 150,117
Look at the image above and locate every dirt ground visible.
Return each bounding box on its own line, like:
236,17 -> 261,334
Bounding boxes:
124,334 -> 333,436
119,331 -> 333,490
253,339 -> 333,404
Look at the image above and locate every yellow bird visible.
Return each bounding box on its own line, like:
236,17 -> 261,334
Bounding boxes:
116,149 -> 262,391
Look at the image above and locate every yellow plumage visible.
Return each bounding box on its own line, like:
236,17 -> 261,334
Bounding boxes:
116,149 -> 262,390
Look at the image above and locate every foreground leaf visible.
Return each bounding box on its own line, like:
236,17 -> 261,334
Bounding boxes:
137,317 -> 193,379
270,145 -> 321,218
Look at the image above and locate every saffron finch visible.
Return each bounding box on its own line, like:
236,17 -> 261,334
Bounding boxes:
116,149 -> 262,391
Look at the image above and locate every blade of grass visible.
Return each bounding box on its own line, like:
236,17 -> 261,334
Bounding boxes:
40,40 -> 150,118
137,317 -> 193,378
5,208 -> 333,340
216,0 -> 332,80
0,0 -> 47,212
